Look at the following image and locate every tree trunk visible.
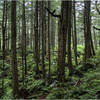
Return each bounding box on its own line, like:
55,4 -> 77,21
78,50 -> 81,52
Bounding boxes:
44,2 -> 47,56
34,0 -> 39,75
41,1 -> 46,79
22,0 -> 27,75
58,1 -> 69,81
2,1 -> 6,93
51,17 -> 56,51
11,0 -> 19,97
84,1 -> 95,60
93,28 -> 97,50
67,1 -> 73,76
72,1 -> 78,65
48,1 -> 51,80
30,1 -> 34,50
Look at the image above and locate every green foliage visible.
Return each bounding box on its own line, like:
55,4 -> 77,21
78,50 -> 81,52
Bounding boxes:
46,88 -> 65,99
2,87 -> 13,99
46,56 -> 100,99
26,80 -> 45,93
77,45 -> 84,62
1,44 -> 100,99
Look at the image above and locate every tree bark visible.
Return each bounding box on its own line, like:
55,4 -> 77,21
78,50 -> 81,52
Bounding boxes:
93,27 -> 97,50
58,1 -> 69,81
34,0 -> 39,75
67,1 -> 73,75
11,0 -> 19,97
48,1 -> 51,80
73,1 -> 78,65
41,1 -> 46,79
2,1 -> 6,93
84,1 -> 95,60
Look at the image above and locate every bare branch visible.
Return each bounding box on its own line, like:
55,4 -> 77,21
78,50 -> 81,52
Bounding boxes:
95,0 -> 100,15
93,26 -> 100,30
45,7 -> 60,18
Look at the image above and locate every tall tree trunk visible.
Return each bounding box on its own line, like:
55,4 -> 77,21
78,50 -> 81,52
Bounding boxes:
22,0 -> 27,86
7,18 -> 10,50
34,0 -> 39,75
90,30 -> 95,55
44,2 -> 47,56
22,0 -> 27,75
67,1 -> 73,75
11,0 -> 19,97
30,1 -> 34,50
38,1 -> 41,65
73,1 -> 78,65
0,36 -> 1,51
51,17 -> 56,51
58,1 -> 69,81
2,1 -> 6,93
84,0 -> 95,60
41,1 -> 46,79
18,3 -> 21,48
93,28 -> 97,50
48,1 -> 51,80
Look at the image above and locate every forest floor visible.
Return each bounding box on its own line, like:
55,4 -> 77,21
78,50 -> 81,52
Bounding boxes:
0,49 -> 100,99
26,58 -> 100,99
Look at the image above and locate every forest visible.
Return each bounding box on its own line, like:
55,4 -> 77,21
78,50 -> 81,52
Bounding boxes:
0,0 -> 100,99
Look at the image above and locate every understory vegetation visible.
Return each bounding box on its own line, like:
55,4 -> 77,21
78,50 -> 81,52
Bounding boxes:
0,46 -> 100,99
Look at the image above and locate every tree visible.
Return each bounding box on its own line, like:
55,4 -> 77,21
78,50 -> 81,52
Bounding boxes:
50,17 -> 56,51
2,1 -> 7,93
30,1 -> 34,50
93,27 -> 97,50
41,1 -> 46,79
67,1 -> 73,75
44,2 -> 47,56
46,1 -> 73,81
58,1 -> 70,81
18,2 -> 22,49
48,1 -> 51,80
11,0 -> 19,97
21,0 -> 27,86
84,0 -> 95,60
72,1 -> 78,65
34,0 -> 39,75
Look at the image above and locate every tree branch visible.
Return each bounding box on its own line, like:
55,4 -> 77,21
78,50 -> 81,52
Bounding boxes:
95,0 -> 100,15
45,7 -> 60,18
93,26 -> 100,30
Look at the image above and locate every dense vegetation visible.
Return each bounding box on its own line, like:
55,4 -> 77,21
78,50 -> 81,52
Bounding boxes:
0,0 -> 100,99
